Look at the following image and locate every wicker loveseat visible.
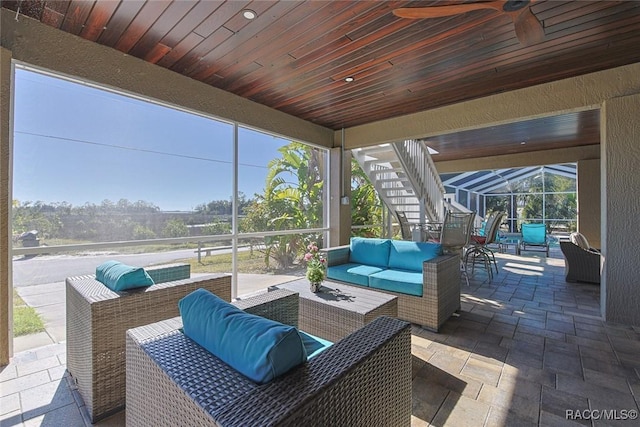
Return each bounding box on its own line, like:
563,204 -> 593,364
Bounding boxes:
66,264 -> 232,422
126,289 -> 412,427
324,237 -> 461,331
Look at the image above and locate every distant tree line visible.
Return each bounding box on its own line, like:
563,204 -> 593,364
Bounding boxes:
12,198 -> 242,243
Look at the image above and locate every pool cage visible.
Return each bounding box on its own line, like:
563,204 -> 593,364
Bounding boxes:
440,164 -> 577,235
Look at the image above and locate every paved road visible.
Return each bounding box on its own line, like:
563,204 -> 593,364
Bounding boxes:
12,248 -> 232,287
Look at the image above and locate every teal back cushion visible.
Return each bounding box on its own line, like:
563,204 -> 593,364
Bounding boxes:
477,221 -> 486,237
95,261 -> 155,291
388,240 -> 443,272
349,237 -> 391,268
522,223 -> 546,244
179,288 -> 306,384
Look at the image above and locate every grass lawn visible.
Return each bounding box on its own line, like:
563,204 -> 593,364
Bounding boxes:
13,289 -> 45,337
175,248 -> 306,276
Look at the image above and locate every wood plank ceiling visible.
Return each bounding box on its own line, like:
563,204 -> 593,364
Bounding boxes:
4,0 -> 640,160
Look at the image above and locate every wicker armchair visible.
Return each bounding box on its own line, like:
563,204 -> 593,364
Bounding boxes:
560,241 -> 601,284
66,264 -> 232,422
126,289 -> 412,427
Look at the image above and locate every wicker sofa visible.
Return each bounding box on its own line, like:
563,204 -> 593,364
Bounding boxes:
126,289 -> 412,427
324,238 -> 461,331
66,264 -> 232,422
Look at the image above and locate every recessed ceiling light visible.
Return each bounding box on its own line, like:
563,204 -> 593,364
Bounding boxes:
242,9 -> 257,20
521,141 -> 526,145
344,76 -> 355,82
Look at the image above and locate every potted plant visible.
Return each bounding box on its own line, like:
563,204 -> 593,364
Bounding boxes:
304,242 -> 326,292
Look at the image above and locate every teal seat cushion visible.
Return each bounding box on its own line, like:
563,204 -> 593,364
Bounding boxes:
327,263 -> 383,287
299,331 -> 333,359
369,269 -> 423,297
522,223 -> 547,244
95,260 -> 155,291
388,240 -> 442,272
179,288 -> 306,384
349,237 -> 391,268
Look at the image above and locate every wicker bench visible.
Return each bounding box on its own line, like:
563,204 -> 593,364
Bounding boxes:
66,264 -> 232,422
126,289 -> 412,427
324,245 -> 461,331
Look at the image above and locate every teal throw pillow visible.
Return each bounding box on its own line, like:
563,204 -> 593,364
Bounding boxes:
179,288 -> 307,384
95,260 -> 155,291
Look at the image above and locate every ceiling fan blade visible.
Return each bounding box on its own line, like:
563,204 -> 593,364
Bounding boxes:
511,6 -> 544,46
393,1 -> 505,19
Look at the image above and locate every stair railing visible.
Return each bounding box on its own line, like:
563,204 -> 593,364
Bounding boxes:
393,140 -> 445,223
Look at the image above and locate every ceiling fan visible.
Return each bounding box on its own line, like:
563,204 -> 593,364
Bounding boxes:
393,0 -> 544,47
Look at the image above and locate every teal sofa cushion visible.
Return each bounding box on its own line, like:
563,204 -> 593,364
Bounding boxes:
349,237 -> 391,268
299,331 -> 333,359
95,260 -> 155,291
388,240 -> 442,272
179,288 -> 306,384
369,269 -> 424,297
327,263 -> 384,287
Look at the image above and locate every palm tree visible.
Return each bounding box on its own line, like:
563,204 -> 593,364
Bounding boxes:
242,142 -> 324,269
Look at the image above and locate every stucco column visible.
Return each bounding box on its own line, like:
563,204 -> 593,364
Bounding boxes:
601,93 -> 640,326
577,159 -> 601,248
1,47 -> 12,364
329,147 -> 351,247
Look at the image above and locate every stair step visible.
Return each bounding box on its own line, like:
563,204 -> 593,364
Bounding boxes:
365,162 -> 403,172
370,169 -> 406,176
377,178 -> 410,183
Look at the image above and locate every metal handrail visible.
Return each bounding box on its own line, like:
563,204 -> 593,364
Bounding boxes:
11,227 -> 329,256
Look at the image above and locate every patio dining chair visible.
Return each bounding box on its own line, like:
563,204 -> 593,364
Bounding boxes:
434,210 -> 476,286
395,210 -> 412,240
465,211 -> 506,279
519,223 -> 550,256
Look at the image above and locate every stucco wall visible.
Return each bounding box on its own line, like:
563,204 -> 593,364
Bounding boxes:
577,159 -> 601,249
329,148 -> 352,247
601,93 -> 640,325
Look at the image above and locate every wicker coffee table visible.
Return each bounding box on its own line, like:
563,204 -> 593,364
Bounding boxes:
272,279 -> 398,342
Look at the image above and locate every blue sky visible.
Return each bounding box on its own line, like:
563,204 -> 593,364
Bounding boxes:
13,69 -> 290,211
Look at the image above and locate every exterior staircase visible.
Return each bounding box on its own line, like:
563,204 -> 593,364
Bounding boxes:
352,140 -> 446,227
